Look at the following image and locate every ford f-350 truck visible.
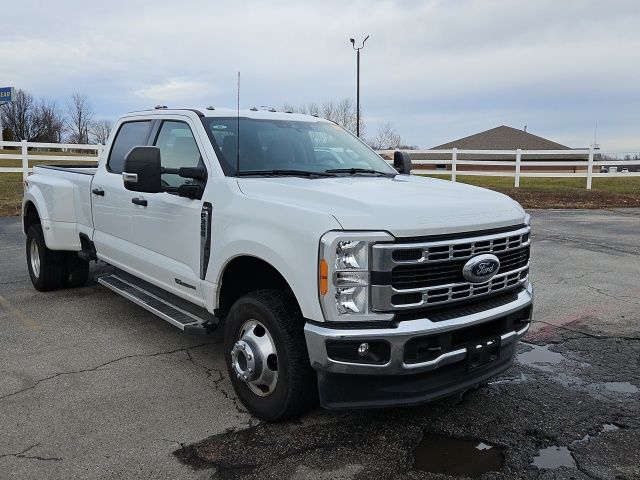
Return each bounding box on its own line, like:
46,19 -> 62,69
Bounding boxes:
22,107 -> 533,421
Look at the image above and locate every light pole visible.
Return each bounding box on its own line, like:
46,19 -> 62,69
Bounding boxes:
350,35 -> 369,137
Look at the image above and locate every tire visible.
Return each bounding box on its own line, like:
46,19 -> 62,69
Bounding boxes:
63,252 -> 89,288
26,224 -> 65,291
224,289 -> 318,421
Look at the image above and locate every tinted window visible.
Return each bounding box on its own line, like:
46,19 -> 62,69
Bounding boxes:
107,121 -> 151,174
154,121 -> 202,187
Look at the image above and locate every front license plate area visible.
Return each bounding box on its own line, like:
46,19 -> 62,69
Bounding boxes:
466,337 -> 501,371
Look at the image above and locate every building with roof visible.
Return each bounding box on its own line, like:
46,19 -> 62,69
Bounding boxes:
401,125 -> 596,174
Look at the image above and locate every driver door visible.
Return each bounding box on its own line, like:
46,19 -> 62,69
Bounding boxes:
129,118 -> 209,305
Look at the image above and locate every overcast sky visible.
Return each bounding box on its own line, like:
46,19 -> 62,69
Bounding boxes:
2,0 -> 639,150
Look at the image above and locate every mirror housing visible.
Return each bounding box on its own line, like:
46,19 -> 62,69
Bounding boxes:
393,151 -> 412,175
123,146 -> 162,193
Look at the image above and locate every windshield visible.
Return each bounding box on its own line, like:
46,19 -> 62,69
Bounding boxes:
201,117 -> 396,177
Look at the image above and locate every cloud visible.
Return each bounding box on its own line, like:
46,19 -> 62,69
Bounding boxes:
133,79 -> 215,102
1,0 -> 638,150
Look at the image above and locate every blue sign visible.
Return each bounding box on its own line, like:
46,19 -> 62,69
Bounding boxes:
0,87 -> 15,104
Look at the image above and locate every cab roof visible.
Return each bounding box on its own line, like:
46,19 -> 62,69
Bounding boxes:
125,107 -> 329,123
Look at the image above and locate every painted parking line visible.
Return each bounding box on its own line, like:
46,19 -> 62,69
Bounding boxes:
0,294 -> 42,332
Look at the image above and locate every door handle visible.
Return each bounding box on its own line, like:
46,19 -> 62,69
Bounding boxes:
131,197 -> 147,207
92,188 -> 105,196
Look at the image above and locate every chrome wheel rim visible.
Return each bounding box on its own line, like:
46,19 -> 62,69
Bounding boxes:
30,239 -> 40,278
231,319 -> 279,396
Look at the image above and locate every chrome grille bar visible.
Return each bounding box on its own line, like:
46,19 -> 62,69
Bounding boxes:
370,225 -> 531,312
371,226 -> 531,270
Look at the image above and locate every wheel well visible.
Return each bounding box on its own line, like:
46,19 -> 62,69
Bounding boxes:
23,202 -> 40,233
218,256 -> 297,317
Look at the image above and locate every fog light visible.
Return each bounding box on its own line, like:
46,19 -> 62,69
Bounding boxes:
358,342 -> 369,357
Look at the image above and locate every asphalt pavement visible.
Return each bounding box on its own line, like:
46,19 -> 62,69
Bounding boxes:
0,209 -> 638,479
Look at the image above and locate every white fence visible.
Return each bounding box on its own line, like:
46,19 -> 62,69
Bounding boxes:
1,141 -> 639,190
0,140 -> 102,180
384,146 -> 640,189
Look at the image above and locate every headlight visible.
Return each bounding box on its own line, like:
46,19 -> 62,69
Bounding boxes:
319,231 -> 394,322
524,213 -> 532,226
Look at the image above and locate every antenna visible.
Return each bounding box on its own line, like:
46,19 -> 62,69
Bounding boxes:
236,71 -> 240,177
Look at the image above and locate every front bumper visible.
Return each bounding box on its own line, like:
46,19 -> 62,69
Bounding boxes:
304,282 -> 533,408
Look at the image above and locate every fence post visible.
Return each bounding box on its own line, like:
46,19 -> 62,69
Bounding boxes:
21,139 -> 29,181
515,149 -> 522,188
586,145 -> 594,190
451,148 -> 457,182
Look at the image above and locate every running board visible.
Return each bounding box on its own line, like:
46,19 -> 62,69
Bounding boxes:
97,274 -> 217,335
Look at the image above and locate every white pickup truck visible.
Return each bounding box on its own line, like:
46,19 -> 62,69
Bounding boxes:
22,107 -> 533,420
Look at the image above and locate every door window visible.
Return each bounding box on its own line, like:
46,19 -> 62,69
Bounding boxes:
107,121 -> 152,174
154,121 -> 203,187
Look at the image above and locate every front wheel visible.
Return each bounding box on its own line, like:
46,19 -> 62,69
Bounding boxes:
223,290 -> 317,421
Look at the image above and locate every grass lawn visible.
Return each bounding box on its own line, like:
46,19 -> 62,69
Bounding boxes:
0,149 -> 97,216
1,160 -> 639,216
418,174 -> 640,209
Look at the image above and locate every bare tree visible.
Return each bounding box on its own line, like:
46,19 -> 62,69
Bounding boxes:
31,100 -> 65,142
0,89 -> 36,141
66,93 -> 94,144
283,98 -> 368,136
366,122 -> 403,150
90,119 -> 113,144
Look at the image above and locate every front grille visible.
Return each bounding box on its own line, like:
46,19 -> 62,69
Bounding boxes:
370,225 -> 531,313
392,245 -> 529,289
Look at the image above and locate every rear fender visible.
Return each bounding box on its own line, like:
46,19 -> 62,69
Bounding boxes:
23,175 -> 80,251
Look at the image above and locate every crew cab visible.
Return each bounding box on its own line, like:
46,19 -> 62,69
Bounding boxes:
22,107 -> 533,420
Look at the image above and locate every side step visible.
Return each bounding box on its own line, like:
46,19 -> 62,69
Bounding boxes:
97,274 -> 217,335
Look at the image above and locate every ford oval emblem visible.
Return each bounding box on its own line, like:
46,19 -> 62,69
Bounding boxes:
462,254 -> 500,283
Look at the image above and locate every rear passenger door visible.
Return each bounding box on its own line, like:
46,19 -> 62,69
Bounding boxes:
129,118 -> 209,305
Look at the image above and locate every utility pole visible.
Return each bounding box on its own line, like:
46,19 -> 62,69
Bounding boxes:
350,35 -> 369,137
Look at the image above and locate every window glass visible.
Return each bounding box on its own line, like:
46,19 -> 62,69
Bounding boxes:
154,121 -> 203,187
201,117 -> 395,176
107,121 -> 151,174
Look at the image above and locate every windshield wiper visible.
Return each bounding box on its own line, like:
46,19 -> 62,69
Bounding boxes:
325,168 -> 395,177
238,169 -> 336,178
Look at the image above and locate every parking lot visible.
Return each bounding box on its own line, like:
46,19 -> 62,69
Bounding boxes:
0,209 -> 638,479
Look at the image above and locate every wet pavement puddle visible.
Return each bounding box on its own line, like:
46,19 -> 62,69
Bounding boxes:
517,343 -> 564,371
413,433 -> 504,476
531,446 -> 576,469
603,381 -> 638,393
532,423 -> 623,470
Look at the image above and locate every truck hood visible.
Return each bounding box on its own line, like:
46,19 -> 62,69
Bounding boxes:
238,175 -> 526,238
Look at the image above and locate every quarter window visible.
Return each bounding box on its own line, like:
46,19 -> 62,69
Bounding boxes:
154,121 -> 203,187
107,121 -> 152,174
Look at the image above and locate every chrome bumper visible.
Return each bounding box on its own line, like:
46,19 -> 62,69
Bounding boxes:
304,282 -> 533,376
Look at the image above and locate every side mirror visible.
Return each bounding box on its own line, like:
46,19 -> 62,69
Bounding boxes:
393,151 -> 412,175
123,146 -> 162,193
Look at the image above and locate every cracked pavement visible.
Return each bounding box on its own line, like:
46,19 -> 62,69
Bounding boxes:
1,209 -> 639,479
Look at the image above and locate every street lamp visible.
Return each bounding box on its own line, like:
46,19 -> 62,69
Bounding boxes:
350,35 -> 369,137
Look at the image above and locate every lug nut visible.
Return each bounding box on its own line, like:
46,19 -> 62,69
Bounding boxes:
247,355 -> 252,360
248,368 -> 253,373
